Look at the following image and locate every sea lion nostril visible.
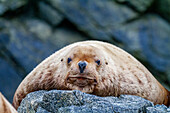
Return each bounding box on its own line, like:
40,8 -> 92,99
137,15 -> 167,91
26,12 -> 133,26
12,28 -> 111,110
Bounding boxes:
78,61 -> 87,73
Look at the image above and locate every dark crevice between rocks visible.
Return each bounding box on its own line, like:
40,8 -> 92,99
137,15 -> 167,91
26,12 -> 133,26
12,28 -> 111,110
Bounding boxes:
54,18 -> 102,41
54,19 -> 87,36
117,0 -> 169,25
33,0 -> 56,26
114,0 -> 142,13
115,0 -> 155,15
40,1 -> 124,44
148,0 -> 170,23
42,0 -> 63,15
56,19 -> 120,45
114,0 -> 158,19
121,5 -> 152,24
36,0 -> 64,27
122,12 -> 155,25
123,15 -> 142,24
0,5 -> 27,18
0,0 -> 39,19
110,36 -> 125,49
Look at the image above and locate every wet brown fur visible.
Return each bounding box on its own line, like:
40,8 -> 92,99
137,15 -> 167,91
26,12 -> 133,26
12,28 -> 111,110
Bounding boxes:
13,41 -> 169,109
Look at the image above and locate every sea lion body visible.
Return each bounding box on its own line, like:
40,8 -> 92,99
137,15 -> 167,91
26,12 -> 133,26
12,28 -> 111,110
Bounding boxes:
0,92 -> 17,113
13,41 -> 169,109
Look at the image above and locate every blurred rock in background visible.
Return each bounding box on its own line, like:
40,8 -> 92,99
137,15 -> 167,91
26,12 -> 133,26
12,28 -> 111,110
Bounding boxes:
0,0 -> 169,103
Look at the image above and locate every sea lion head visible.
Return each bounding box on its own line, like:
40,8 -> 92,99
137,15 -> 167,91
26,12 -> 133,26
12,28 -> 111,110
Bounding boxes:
13,42 -> 117,109
63,44 -> 106,93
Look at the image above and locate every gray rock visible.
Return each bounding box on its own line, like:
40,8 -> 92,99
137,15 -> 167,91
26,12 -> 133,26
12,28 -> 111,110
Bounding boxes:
38,2 -> 64,26
116,0 -> 154,12
0,4 -> 7,15
146,105 -> 169,113
0,19 -> 57,74
25,19 -> 52,41
18,90 -> 155,113
0,18 -> 58,102
0,0 -> 27,15
36,107 -> 50,113
48,0 -> 137,41
138,15 -> 170,73
17,90 -> 47,113
0,33 -> 9,50
111,14 -> 170,81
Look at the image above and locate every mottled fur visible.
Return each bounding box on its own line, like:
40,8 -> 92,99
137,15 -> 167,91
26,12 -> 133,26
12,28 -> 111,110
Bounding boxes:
0,93 -> 17,113
13,41 -> 169,109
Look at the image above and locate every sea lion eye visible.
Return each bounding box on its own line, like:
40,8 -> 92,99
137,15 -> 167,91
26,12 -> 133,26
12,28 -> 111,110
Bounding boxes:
68,58 -> 72,63
95,60 -> 100,65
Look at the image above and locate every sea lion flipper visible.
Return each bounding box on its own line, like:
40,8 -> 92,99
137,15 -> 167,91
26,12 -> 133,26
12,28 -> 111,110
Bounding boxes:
0,92 -> 17,113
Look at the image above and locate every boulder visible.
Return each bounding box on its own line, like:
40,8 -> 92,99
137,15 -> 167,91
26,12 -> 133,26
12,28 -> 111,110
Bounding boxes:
48,0 -> 137,41
112,14 -> 170,73
0,19 -> 57,74
25,19 -> 52,41
146,105 -> 170,113
18,90 -> 170,113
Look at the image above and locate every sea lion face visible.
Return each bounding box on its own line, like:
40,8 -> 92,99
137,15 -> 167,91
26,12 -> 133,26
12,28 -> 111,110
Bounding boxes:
65,45 -> 103,93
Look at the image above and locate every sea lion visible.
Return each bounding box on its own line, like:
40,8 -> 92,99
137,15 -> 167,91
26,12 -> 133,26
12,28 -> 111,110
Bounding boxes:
13,41 -> 169,109
0,92 -> 17,113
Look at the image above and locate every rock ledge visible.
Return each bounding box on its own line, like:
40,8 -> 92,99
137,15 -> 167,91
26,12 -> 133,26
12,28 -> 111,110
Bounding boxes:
18,90 -> 169,113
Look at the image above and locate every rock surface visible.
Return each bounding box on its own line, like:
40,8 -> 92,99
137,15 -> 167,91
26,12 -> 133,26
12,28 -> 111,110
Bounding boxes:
0,0 -> 169,103
17,90 -> 169,113
146,105 -> 170,113
48,0 -> 137,41
0,0 -> 27,15
116,0 -> 154,12
38,1 -> 64,26
112,14 -> 170,72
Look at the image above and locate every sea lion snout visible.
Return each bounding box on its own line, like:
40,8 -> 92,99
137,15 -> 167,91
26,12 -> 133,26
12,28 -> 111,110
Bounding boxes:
78,61 -> 87,73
